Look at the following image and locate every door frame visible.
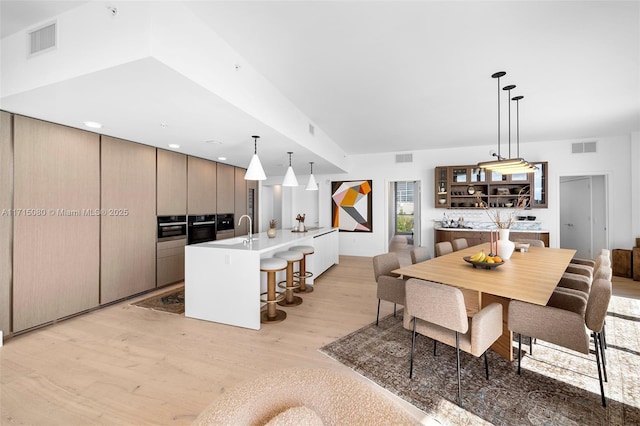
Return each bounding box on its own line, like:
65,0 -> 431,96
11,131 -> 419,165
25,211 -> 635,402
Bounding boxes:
557,172 -> 610,255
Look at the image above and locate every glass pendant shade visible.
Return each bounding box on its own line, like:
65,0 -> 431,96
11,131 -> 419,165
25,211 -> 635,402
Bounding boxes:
244,135 -> 266,180
305,161 -> 318,190
282,152 -> 298,186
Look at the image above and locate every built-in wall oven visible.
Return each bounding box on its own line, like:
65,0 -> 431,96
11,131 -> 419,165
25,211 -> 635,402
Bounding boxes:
188,214 -> 217,245
157,215 -> 187,241
216,213 -> 235,240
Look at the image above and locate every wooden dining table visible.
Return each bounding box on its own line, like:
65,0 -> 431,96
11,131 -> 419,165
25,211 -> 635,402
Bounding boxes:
393,242 -> 576,361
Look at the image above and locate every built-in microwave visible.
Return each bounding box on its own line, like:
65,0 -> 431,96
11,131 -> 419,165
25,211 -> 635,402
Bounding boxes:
188,214 -> 217,245
157,216 -> 187,241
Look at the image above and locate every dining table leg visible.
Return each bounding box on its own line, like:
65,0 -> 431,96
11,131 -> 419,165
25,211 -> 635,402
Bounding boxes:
481,293 -> 513,361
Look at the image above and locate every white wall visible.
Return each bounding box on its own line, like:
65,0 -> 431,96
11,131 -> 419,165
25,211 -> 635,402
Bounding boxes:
314,134 -> 636,257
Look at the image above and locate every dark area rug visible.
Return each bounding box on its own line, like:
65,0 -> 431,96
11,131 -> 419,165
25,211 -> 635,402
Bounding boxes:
132,287 -> 184,314
320,295 -> 640,425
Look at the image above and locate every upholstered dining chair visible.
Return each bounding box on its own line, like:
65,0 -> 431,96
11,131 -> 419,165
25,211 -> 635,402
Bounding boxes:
409,246 -> 431,264
434,241 -> 453,257
508,278 -> 612,407
514,238 -> 545,247
372,253 -> 406,326
403,278 -> 502,407
451,238 -> 468,252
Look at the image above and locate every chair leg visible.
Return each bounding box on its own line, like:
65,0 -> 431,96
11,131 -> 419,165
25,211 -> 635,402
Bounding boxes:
376,299 -> 381,326
484,351 -> 489,380
410,321 -> 417,379
598,331 -> 608,383
433,340 -> 437,356
593,332 -> 607,407
455,332 -> 462,407
603,322 -> 607,349
393,303 -> 397,317
517,333 -> 522,375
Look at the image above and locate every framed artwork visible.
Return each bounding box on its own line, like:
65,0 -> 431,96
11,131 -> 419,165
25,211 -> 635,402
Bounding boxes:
331,180 -> 373,232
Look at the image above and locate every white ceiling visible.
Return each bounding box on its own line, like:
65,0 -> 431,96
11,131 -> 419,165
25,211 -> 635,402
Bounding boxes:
1,1 -> 639,175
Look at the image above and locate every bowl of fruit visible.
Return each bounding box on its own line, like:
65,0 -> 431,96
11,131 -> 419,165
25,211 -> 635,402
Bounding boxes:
463,251 -> 504,269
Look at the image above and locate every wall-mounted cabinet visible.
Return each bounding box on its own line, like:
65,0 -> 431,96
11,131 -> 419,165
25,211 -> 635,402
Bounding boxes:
158,149 -> 187,215
216,163 -> 235,214
0,112 -> 12,335
434,162 -> 548,209
234,167 -> 248,237
187,156 -> 217,215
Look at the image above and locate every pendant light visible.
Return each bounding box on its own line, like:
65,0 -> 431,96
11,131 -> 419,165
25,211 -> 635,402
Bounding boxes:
305,161 -> 318,191
282,152 -> 298,187
244,135 -> 266,180
477,71 -> 537,174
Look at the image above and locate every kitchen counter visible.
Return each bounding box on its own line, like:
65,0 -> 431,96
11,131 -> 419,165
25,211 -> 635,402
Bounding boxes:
185,227 -> 338,330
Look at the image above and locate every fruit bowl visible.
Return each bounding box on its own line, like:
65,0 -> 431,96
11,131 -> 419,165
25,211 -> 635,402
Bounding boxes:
463,256 -> 505,270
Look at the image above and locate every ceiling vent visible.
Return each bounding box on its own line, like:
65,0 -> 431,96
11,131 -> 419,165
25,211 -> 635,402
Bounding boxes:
29,22 -> 57,56
571,141 -> 597,154
395,153 -> 413,163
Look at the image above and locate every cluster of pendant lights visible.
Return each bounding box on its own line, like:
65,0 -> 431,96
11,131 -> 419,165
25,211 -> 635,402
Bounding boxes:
477,71 -> 537,174
243,135 -> 318,190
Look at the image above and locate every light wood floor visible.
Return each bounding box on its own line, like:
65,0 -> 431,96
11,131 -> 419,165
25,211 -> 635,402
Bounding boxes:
1,240 -> 638,425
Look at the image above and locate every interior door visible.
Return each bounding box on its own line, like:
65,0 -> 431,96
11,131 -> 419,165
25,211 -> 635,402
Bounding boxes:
560,177 -> 592,258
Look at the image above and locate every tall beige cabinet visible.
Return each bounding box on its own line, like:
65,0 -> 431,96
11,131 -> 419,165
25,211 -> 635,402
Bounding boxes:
216,163 -> 235,214
12,116 -> 100,332
0,112 -> 13,335
187,156 -> 216,215
234,167 -> 248,237
157,149 -> 187,215
101,136 -> 156,303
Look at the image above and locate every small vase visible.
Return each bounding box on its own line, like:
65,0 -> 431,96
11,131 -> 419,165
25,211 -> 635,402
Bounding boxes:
497,229 -> 515,260
298,222 -> 305,232
267,227 -> 277,238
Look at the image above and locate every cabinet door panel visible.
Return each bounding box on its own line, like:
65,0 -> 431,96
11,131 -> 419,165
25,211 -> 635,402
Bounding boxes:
101,136 -> 156,303
157,149 -> 187,215
187,156 -> 216,215
216,163 -> 235,214
234,167 -> 247,237
13,116 -> 100,332
0,112 -> 13,333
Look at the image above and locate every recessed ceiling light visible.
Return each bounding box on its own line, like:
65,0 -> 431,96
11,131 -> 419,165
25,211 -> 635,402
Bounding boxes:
218,157 -> 227,161
168,144 -> 180,149
83,121 -> 102,129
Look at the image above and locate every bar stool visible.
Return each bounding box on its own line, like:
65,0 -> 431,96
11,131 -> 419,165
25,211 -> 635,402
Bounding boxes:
289,245 -> 315,293
275,250 -> 304,306
260,257 -> 288,323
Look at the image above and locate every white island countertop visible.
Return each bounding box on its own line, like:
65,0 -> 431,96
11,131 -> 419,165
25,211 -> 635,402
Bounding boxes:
185,227 -> 339,330
192,227 -> 337,253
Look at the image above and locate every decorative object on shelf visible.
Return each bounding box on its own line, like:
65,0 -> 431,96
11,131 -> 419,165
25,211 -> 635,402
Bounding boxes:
244,135 -> 266,181
497,229 -> 516,260
477,187 -> 528,230
282,152 -> 298,187
477,71 -> 537,175
467,186 -> 475,195
331,180 -> 373,232
296,214 -> 306,232
305,162 -> 318,191
267,219 -> 277,238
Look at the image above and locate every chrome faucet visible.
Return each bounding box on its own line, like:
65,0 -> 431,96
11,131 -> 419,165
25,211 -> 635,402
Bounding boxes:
238,214 -> 252,243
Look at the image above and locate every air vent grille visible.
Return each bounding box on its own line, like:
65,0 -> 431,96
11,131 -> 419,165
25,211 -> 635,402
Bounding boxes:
29,22 -> 56,55
572,141 -> 597,154
395,153 -> 413,163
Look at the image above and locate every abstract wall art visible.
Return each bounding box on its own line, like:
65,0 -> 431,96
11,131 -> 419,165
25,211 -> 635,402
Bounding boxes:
331,180 -> 373,232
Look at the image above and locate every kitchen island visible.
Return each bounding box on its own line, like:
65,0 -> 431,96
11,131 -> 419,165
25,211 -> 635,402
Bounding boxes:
185,227 -> 338,330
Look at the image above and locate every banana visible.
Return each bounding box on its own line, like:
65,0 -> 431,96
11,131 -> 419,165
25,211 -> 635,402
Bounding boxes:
470,251 -> 485,262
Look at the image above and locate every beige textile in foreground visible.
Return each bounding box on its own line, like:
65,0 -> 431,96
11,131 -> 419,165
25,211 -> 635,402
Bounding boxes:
193,367 -> 420,425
